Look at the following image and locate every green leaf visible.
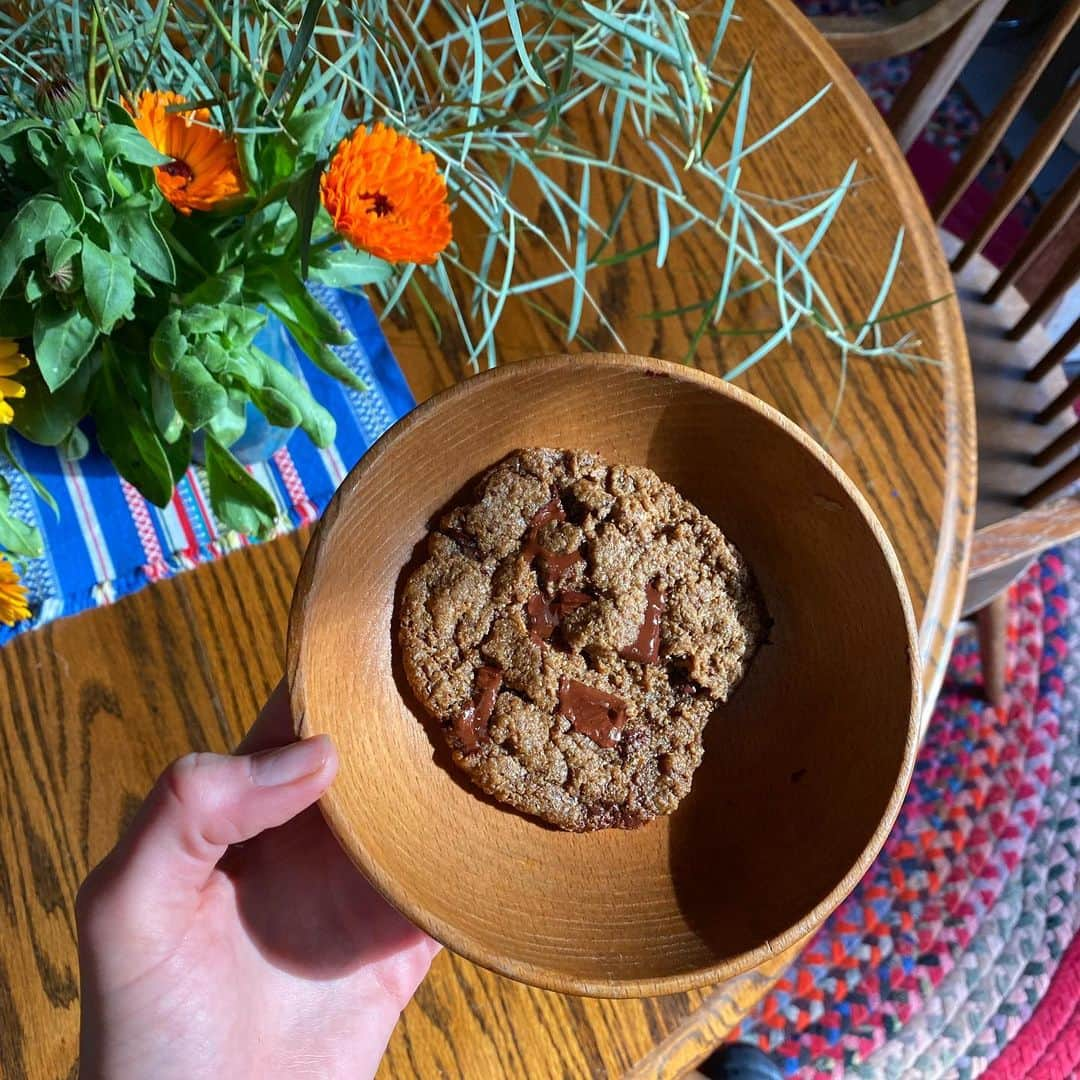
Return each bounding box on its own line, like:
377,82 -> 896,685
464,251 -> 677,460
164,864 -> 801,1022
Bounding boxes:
258,138 -> 298,187
25,128 -> 56,172
0,480 -> 42,559
151,310 -> 187,370
102,197 -> 175,284
274,315 -> 366,393
45,235 -> 82,276
0,197 -> 74,297
180,304 -> 227,336
247,266 -> 350,346
265,0 -> 326,113
237,132 -> 259,194
170,354 -> 229,428
100,125 -> 171,167
0,429 -> 56,514
33,300 -> 98,391
163,427 -> 192,483
250,386 -> 301,428
150,372 -> 184,443
72,132 -> 109,191
183,268 -> 244,307
104,101 -> 137,128
308,247 -> 394,289
289,162 -> 325,278
93,346 -> 174,507
24,270 -> 45,304
59,426 -> 90,461
0,118 -> 48,143
223,303 -> 265,339
285,103 -> 334,157
58,172 -> 87,222
210,343 -> 263,387
81,237 -> 136,332
257,349 -> 335,447
206,397 -> 247,446
204,436 -> 278,538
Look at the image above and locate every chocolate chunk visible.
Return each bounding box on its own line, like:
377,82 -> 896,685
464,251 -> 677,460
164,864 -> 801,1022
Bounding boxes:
453,666 -> 502,751
454,706 -> 483,752
557,677 -> 627,748
522,496 -> 583,585
526,593 -> 557,644
522,498 -> 567,560
526,590 -> 593,645
555,590 -> 592,615
530,497 -> 566,529
474,665 -> 502,722
619,581 -> 665,664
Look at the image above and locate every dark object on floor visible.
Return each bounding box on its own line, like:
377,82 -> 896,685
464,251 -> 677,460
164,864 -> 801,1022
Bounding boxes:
993,0 -> 1060,38
702,1043 -> 785,1080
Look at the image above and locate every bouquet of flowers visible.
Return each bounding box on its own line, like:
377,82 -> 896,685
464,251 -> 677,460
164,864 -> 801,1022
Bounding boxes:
0,0 -> 925,625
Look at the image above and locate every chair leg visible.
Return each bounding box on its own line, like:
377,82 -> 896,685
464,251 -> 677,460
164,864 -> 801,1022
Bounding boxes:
975,593 -> 1009,706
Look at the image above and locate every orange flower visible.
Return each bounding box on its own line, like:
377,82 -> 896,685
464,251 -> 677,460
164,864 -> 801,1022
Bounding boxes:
321,123 -> 452,264
127,91 -> 245,215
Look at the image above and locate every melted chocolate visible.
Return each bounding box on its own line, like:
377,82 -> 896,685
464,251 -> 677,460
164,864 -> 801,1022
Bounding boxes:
522,497 -> 585,586
453,666 -> 502,751
555,590 -> 592,615
522,498 -> 567,561
526,593 -> 557,644
557,677 -> 627,748
526,590 -> 593,645
619,582 -> 665,664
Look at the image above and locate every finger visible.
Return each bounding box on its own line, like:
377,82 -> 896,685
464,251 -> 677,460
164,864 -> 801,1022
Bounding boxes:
94,737 -> 337,915
236,679 -> 296,754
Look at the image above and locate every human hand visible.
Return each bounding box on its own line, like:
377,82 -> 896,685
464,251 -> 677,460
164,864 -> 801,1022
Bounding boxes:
77,683 -> 440,1079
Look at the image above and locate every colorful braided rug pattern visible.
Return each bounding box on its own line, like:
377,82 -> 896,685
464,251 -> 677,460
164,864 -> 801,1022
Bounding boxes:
735,544 -> 1080,1078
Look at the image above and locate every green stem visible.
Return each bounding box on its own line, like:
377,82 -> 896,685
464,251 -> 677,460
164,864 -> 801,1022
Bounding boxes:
165,233 -> 204,276
200,2 -> 268,102
87,11 -> 99,111
132,0 -> 171,100
89,0 -> 133,103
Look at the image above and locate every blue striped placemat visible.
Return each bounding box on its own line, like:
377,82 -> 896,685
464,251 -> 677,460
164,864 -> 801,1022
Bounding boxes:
0,285 -> 414,642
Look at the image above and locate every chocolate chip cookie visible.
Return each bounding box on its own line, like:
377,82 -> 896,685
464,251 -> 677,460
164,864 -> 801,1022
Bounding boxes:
399,448 -> 764,831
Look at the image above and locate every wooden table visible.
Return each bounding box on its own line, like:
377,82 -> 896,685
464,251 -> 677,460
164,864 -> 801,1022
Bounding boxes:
0,4 -> 974,1078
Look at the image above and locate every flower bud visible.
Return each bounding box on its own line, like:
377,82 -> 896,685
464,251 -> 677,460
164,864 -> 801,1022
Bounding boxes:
34,73 -> 86,122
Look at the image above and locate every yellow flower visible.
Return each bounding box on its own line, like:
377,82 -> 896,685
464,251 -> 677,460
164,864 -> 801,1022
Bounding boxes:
321,122 -> 452,264
0,554 -> 29,627
127,91 -> 246,215
0,339 -> 28,425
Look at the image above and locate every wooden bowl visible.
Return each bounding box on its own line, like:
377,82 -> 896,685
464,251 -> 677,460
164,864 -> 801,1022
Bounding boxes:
287,353 -> 920,997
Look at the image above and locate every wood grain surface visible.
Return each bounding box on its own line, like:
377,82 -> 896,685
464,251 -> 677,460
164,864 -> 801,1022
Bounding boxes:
289,355 -> 921,997
0,2 -> 974,1078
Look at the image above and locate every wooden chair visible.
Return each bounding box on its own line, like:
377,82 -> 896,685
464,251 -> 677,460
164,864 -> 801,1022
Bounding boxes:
815,0 -> 1080,704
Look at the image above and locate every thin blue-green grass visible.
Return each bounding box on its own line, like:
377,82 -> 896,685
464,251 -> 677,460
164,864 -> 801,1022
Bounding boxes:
4,0 -> 938,386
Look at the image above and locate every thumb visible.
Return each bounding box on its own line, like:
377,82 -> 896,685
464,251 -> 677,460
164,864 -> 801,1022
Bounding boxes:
87,737 -> 337,916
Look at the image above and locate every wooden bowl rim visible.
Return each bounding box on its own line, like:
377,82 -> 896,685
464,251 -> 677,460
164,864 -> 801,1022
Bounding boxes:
287,352 -> 922,998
